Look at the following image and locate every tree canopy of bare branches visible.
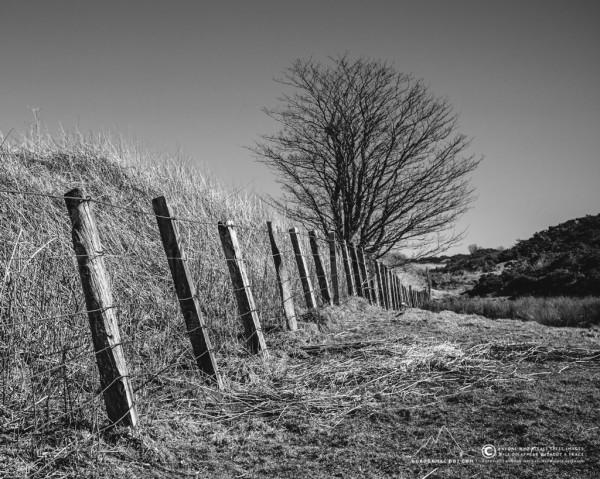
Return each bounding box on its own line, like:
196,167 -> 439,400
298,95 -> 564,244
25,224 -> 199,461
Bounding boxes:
253,55 -> 482,258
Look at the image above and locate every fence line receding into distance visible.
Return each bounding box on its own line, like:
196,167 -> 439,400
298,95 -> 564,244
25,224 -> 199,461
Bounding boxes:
0,187 -> 430,435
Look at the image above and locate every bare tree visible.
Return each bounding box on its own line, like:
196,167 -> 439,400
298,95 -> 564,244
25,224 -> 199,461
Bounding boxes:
253,54 -> 481,258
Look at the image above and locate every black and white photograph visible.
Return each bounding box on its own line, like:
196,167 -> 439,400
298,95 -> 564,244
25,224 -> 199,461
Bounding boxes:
0,1 -> 598,477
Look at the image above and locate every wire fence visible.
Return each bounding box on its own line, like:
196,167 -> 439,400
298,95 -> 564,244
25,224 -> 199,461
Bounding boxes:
0,186 -> 429,458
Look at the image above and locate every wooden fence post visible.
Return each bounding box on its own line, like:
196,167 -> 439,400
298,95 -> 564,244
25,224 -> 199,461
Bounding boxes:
340,241 -> 356,296
386,267 -> 394,310
289,228 -> 317,309
393,273 -> 400,310
367,259 -> 375,306
426,268 -> 432,300
328,231 -> 340,305
267,222 -> 297,331
381,264 -> 393,309
65,188 -> 138,427
402,284 -> 409,307
375,261 -> 386,309
348,243 -> 364,297
383,267 -> 391,309
153,196 -> 223,386
309,231 -> 332,306
357,247 -> 372,304
390,273 -> 398,310
382,265 -> 391,309
408,285 -> 414,308
218,221 -> 268,355
378,263 -> 387,309
389,274 -> 395,309
398,278 -> 404,308
369,258 -> 380,307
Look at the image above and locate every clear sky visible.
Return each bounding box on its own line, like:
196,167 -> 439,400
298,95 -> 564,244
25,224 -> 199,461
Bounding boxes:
1,0 -> 598,254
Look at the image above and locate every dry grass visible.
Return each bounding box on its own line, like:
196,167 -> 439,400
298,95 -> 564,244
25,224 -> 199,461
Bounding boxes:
0,126 -> 344,476
2,127 -> 598,478
422,296 -> 600,327
3,301 -> 598,478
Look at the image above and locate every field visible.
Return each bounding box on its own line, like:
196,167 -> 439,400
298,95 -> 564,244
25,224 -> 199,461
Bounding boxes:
2,299 -> 599,478
422,296 -> 600,328
1,130 -> 599,478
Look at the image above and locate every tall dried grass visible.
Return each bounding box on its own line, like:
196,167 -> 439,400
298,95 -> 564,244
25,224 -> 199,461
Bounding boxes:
0,126 -> 334,447
422,296 -> 600,327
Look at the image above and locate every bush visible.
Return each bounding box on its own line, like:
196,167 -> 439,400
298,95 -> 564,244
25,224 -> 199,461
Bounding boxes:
468,273 -> 505,297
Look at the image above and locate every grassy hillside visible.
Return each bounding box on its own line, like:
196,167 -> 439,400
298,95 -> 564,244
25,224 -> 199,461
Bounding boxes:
0,128 -> 341,473
0,128 -> 288,339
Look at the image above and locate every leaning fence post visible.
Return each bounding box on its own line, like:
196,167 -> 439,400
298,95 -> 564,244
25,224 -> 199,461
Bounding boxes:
402,284 -> 409,307
367,257 -> 381,306
396,277 -> 403,309
153,196 -> 223,385
369,258 -> 380,307
357,247 -> 372,304
382,266 -> 392,309
426,268 -> 432,300
376,262 -> 388,309
381,265 -> 391,309
218,221 -> 268,355
309,230 -> 332,306
389,270 -> 398,310
383,267 -> 391,309
266,222 -> 297,331
289,227 -> 317,309
378,263 -> 386,309
328,231 -> 340,305
386,266 -> 394,310
64,188 -> 138,427
340,241 -> 356,296
348,242 -> 364,297
398,283 -> 402,306
375,261 -> 385,309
